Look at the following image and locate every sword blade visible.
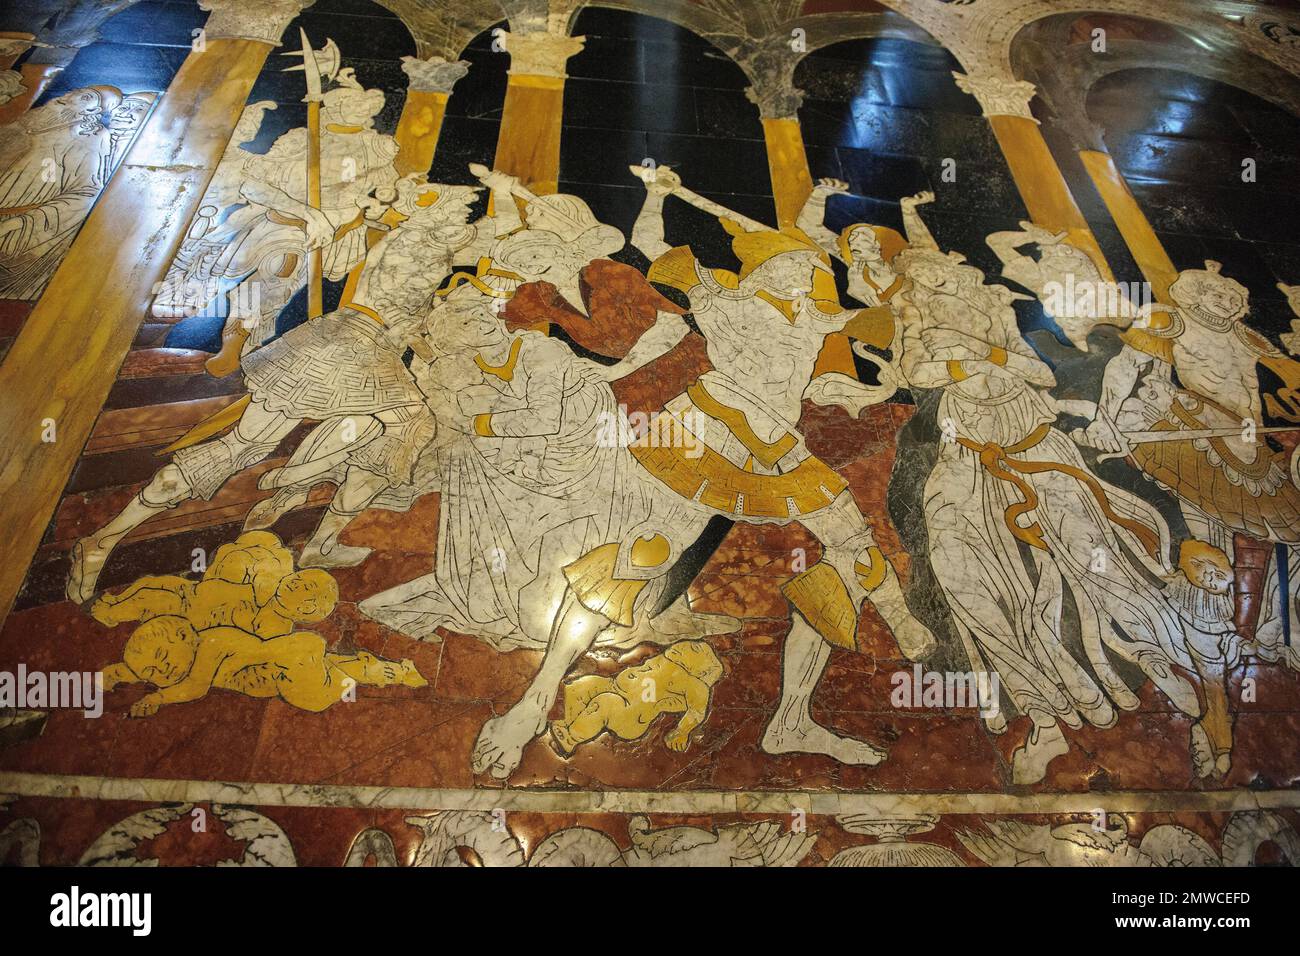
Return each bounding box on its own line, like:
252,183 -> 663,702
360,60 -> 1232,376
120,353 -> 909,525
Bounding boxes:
1122,425 -> 1299,444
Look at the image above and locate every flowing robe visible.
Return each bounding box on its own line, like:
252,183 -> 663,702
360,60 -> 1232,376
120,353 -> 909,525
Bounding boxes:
0,117 -> 114,299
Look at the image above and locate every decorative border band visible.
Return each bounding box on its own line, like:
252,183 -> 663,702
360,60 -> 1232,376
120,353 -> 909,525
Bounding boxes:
4,772 -> 1298,816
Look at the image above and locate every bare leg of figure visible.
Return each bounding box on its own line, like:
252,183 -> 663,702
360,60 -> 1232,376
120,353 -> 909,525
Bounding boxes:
803,492 -> 936,660
761,614 -> 886,765
472,590 -> 611,779
68,403 -> 297,603
1189,652 -> 1232,779
758,493 -> 934,764
244,487 -> 310,531
299,466 -> 390,569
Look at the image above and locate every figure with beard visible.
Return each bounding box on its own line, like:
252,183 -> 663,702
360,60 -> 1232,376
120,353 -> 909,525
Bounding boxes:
0,86 -> 122,299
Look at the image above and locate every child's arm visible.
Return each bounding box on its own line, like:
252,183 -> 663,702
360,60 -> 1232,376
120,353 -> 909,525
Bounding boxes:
664,676 -> 712,752
128,632 -> 250,717
100,663 -> 139,692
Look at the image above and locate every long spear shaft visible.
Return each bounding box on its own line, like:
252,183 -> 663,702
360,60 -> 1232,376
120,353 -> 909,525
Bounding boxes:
306,96 -> 323,319
286,28 -> 325,319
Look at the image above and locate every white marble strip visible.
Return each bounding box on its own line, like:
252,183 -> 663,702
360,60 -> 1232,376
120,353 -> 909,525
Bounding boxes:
2,771 -> 1298,816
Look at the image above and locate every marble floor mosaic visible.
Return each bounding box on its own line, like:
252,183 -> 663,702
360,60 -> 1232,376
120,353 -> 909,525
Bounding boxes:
1,0 -> 1299,877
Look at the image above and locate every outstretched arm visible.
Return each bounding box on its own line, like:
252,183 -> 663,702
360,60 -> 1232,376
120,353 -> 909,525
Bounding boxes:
100,663 -> 139,692
664,676 -> 711,752
986,228 -> 1034,267
630,165 -> 679,260
128,637 -> 237,717
899,191 -> 939,252
632,190 -> 672,261
586,310 -> 689,382
1077,344 -> 1154,453
674,184 -> 770,233
474,166 -> 524,238
239,179 -> 334,250
796,178 -> 849,258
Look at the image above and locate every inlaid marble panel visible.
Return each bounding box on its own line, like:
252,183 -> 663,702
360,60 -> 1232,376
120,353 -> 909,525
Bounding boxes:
3,0 -> 1300,870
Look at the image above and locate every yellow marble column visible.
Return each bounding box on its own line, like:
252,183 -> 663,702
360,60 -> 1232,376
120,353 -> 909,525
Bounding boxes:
1078,148 -> 1179,302
747,81 -> 858,377
762,117 -> 815,231
393,54 -> 468,177
744,79 -> 816,231
953,72 -> 1115,281
493,31 -> 585,195
0,0 -> 314,621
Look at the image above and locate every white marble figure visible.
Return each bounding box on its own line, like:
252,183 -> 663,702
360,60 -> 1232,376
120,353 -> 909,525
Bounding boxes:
986,220 -> 1144,350
65,170 -> 518,601
359,288 -> 716,651
895,195 -> 1204,784
1080,262 -> 1300,672
152,56 -> 401,376
0,86 -> 151,300
436,166 -> 939,781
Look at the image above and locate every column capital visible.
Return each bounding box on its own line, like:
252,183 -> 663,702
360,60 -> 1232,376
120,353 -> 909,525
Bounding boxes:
503,31 -> 585,79
400,55 -> 469,94
745,83 -> 804,121
199,0 -> 314,45
952,71 -> 1038,123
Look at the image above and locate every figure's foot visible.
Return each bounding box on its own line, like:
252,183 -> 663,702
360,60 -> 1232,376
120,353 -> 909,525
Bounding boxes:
1190,722 -> 1215,778
472,708 -> 547,779
299,541 -> 372,569
983,709 -> 1008,735
762,713 -> 886,765
244,489 -> 307,531
204,326 -> 250,378
89,596 -> 121,627
1011,721 -> 1068,785
67,537 -> 113,605
1190,721 -> 1232,779
548,721 -> 578,756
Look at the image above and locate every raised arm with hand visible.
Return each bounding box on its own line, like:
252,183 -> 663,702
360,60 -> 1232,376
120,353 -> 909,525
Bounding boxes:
899,190 -> 940,252
796,178 -> 850,258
